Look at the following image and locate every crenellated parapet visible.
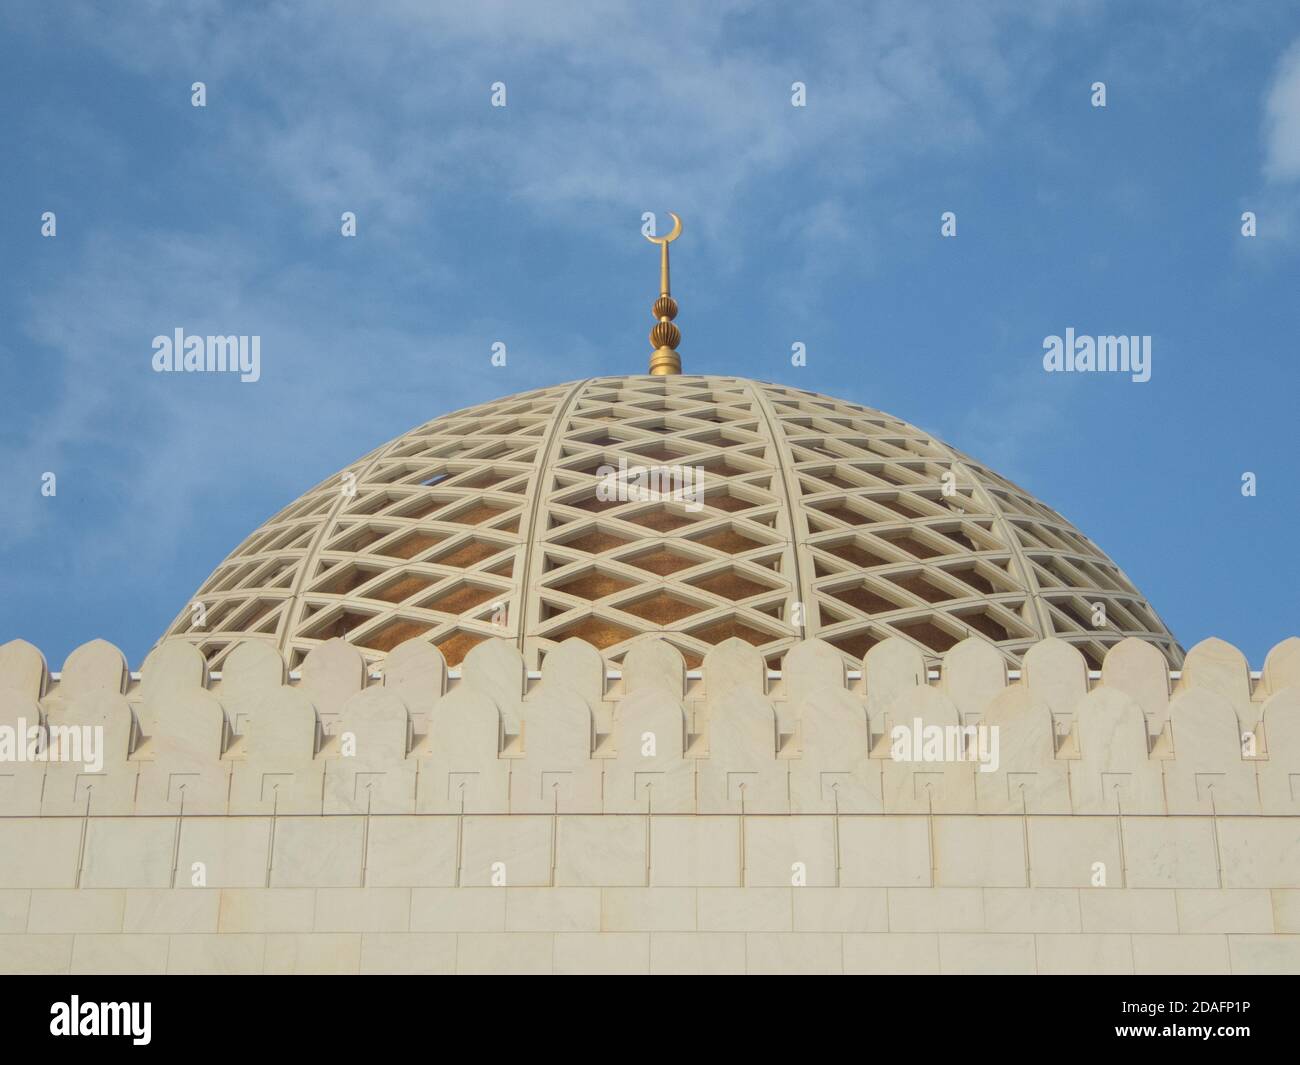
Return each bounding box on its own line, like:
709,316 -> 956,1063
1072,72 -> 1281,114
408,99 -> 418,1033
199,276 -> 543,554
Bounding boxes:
1,633 -> 1298,818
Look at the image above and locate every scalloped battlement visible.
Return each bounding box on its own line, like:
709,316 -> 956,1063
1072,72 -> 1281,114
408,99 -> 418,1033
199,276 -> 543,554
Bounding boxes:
2,632 -> 1298,818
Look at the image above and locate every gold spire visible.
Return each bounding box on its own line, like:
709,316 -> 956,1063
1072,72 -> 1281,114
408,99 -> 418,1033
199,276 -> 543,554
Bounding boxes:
644,212 -> 683,375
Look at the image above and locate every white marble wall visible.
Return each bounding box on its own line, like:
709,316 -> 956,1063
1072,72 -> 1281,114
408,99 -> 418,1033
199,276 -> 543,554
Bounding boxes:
1,632 -> 1297,973
2,632 -> 1297,817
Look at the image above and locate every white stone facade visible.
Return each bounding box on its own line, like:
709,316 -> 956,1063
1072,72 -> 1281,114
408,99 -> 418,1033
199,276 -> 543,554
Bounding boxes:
0,631 -> 1297,974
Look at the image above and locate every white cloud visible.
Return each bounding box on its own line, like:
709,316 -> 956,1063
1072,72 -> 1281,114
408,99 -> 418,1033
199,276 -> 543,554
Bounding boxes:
1,227 -> 602,583
1264,38 -> 1300,182
27,1 -> 1092,252
1237,37 -> 1300,249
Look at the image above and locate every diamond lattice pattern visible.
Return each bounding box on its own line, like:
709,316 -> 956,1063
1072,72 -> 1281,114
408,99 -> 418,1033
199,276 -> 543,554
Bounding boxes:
162,377 -> 1183,671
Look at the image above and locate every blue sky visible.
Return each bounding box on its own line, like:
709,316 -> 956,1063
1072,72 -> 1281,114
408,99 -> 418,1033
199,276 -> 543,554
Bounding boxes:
1,0 -> 1297,668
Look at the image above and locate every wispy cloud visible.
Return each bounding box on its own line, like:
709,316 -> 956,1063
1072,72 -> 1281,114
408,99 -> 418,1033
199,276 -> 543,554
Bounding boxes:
1233,34 -> 1300,249
2,227 -> 601,576
1263,38 -> 1300,182
29,1 -> 1094,249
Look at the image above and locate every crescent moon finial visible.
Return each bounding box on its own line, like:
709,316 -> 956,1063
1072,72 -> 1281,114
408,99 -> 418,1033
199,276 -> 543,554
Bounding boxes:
644,212 -> 683,375
644,212 -> 682,246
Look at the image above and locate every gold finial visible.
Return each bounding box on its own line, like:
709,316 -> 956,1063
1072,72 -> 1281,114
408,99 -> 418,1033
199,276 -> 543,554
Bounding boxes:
644,212 -> 683,375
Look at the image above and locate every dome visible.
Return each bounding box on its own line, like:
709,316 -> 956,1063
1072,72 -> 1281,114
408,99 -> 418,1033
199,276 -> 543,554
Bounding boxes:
161,375 -> 1182,672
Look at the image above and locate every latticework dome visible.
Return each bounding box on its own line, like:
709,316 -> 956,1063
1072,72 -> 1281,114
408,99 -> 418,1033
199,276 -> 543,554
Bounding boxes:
162,375 -> 1182,671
